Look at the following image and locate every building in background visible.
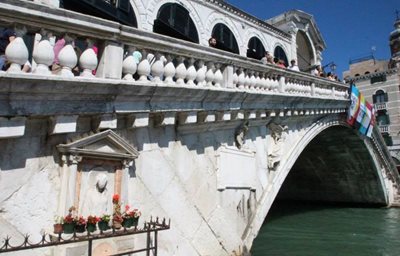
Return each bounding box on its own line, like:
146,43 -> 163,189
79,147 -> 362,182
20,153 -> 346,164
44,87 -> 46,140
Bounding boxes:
344,16 -> 400,166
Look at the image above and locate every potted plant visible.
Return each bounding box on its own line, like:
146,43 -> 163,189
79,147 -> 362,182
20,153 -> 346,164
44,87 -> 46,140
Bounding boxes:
86,215 -> 100,233
122,205 -> 141,228
131,209 -> 141,227
53,216 -> 64,234
63,206 -> 76,234
122,205 -> 133,228
98,214 -> 111,231
75,216 -> 86,233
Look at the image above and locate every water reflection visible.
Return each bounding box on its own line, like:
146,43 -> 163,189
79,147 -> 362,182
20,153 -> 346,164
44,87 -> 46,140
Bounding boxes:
251,201 -> 400,256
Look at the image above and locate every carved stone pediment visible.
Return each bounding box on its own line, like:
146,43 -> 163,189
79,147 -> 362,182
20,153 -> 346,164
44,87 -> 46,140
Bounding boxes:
57,130 -> 138,160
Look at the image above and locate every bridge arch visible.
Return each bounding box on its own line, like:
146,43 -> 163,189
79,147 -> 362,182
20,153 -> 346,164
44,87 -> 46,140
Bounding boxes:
244,116 -> 391,248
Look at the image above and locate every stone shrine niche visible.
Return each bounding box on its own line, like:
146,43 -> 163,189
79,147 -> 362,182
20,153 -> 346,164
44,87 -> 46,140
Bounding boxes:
77,160 -> 120,217
57,130 -> 139,216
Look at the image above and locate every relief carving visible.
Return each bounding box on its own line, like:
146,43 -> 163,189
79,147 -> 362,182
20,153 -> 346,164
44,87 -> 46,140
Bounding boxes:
235,121 -> 249,149
267,123 -> 288,170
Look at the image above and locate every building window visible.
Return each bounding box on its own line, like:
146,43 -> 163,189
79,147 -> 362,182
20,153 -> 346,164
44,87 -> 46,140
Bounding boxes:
274,46 -> 288,66
383,134 -> 393,146
373,90 -> 388,103
247,37 -> 265,60
376,113 -> 390,126
371,74 -> 387,84
61,0 -> 137,27
153,3 -> 199,43
211,23 -> 239,54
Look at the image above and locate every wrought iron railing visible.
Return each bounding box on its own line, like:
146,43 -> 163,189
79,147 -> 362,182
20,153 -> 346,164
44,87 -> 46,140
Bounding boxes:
0,217 -> 170,256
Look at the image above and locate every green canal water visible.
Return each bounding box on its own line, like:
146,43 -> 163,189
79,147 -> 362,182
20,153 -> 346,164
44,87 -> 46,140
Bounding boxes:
251,201 -> 400,256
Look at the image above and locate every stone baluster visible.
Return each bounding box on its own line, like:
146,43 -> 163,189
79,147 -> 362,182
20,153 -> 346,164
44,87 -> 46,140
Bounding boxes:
164,54 -> 176,85
151,53 -> 165,83
273,75 -> 279,92
32,33 -> 54,75
58,44 -> 77,78
205,62 -> 215,87
279,76 -> 285,93
232,67 -> 238,88
249,71 -> 256,90
5,37 -> 28,73
286,79 -> 292,93
265,76 -> 272,91
79,39 -> 99,78
195,60 -> 206,87
214,63 -> 223,87
137,50 -> 151,81
175,56 -> 187,85
237,68 -> 245,89
260,73 -> 267,91
244,71 -> 251,90
122,49 -> 137,80
300,82 -> 305,95
293,80 -> 298,94
186,58 -> 197,86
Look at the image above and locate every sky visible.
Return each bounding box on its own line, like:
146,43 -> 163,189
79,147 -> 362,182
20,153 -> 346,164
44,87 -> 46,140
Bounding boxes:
227,0 -> 399,78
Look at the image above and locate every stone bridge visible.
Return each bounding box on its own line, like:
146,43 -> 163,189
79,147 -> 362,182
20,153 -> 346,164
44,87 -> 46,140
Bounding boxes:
0,1 -> 399,255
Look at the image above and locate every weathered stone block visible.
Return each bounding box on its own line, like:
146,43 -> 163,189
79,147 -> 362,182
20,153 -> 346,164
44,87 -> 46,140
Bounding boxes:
0,117 -> 26,138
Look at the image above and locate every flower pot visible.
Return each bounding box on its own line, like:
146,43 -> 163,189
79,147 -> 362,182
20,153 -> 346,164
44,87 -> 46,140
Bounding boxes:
98,221 -> 110,231
53,224 -> 63,234
63,223 -> 75,234
75,224 -> 86,233
87,223 -> 96,233
132,217 -> 139,227
122,218 -> 133,228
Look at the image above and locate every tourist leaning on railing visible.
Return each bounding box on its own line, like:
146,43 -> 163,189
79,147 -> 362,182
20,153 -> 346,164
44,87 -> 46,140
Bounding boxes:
0,27 -> 16,70
288,59 -> 300,71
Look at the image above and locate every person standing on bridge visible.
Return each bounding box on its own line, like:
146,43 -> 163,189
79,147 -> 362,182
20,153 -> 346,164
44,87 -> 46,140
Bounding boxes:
288,59 -> 300,71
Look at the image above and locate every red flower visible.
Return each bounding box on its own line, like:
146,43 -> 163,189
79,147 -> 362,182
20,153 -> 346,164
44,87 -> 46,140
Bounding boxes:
64,214 -> 75,224
76,216 -> 86,225
87,215 -> 100,224
112,194 -> 120,204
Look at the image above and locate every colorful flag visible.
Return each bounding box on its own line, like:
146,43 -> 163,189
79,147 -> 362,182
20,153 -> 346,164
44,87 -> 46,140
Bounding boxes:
346,84 -> 376,138
359,102 -> 372,135
347,85 -> 360,125
366,107 -> 376,138
355,94 -> 366,127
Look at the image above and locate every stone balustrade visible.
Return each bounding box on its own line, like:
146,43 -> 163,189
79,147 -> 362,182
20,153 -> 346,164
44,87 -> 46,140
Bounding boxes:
0,0 -> 350,138
0,0 -> 348,99
4,33 -> 348,99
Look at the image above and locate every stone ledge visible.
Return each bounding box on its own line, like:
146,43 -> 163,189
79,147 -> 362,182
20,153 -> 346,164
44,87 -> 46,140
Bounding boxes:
0,74 -> 349,117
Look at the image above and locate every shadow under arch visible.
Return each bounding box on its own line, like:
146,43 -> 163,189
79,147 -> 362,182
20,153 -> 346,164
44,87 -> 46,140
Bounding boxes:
61,0 -> 138,27
277,125 -> 387,205
153,2 -> 199,44
244,118 -> 390,248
